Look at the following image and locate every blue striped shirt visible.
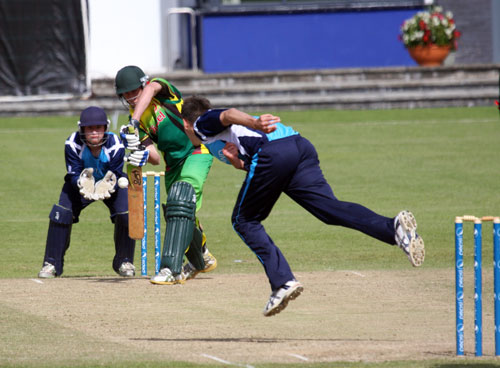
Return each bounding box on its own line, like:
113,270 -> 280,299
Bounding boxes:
193,109 -> 298,167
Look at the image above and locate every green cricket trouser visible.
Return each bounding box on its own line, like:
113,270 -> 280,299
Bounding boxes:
164,152 -> 213,212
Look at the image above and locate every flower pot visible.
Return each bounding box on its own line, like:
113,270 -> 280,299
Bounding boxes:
407,45 -> 451,67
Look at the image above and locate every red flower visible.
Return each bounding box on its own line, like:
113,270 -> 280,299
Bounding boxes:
419,20 -> 427,30
422,30 -> 431,43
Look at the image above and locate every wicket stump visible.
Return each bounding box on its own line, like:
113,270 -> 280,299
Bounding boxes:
141,171 -> 164,277
455,215 -> 500,356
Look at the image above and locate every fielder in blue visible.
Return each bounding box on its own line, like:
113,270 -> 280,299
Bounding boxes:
181,96 -> 425,317
38,106 -> 136,278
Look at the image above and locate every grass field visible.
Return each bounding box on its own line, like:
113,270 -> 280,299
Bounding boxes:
1,106 -> 499,367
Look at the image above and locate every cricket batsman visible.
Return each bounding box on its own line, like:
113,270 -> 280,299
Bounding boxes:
114,65 -> 217,284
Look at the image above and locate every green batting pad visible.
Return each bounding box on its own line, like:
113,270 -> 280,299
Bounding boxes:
160,181 -> 196,274
185,225 -> 205,271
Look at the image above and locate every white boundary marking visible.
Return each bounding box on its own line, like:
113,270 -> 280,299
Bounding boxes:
288,353 -> 309,361
30,279 -> 43,284
201,353 -> 255,368
349,271 -> 366,278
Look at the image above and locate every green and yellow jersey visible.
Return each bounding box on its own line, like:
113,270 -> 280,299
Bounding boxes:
131,78 -> 203,170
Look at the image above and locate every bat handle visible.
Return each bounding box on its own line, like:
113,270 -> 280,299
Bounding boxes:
126,121 -> 145,151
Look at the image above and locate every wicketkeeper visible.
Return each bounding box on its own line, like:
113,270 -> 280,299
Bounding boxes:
181,95 -> 425,317
38,106 -> 136,278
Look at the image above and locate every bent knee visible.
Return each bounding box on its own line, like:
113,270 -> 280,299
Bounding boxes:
49,205 -> 73,225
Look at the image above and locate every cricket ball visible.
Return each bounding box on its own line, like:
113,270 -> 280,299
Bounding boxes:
118,177 -> 129,188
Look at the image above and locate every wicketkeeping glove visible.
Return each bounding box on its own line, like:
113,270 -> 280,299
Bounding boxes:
93,171 -> 117,200
119,123 -> 141,151
124,149 -> 149,167
77,168 -> 95,200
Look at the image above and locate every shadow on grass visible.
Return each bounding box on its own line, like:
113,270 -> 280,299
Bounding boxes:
60,276 -> 138,283
60,276 -> 216,283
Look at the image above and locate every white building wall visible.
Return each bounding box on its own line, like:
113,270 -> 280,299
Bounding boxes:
87,0 -> 165,79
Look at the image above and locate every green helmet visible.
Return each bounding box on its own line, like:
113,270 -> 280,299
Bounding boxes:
114,65 -> 149,95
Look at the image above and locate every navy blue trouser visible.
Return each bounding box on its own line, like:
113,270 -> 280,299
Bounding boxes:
42,181 -> 134,275
57,181 -> 129,223
231,135 -> 395,291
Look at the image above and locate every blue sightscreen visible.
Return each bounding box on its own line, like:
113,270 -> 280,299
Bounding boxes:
201,9 -> 420,73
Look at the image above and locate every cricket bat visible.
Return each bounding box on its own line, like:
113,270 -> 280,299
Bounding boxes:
127,164 -> 144,239
126,124 -> 145,240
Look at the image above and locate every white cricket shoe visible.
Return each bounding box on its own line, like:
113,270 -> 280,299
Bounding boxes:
263,280 -> 303,317
394,210 -> 425,267
38,262 -> 56,278
181,262 -> 198,281
150,267 -> 185,285
202,248 -> 218,273
118,262 -> 136,277
181,248 -> 218,281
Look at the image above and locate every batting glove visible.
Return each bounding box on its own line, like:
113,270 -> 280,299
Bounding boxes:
125,149 -> 149,167
77,168 -> 95,200
119,124 -> 141,151
93,171 -> 117,200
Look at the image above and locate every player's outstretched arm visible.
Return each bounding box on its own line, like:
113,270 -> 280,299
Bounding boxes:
131,81 -> 162,121
220,108 -> 279,133
254,114 -> 279,133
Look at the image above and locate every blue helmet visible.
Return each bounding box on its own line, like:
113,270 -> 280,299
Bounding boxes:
78,106 -> 110,147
